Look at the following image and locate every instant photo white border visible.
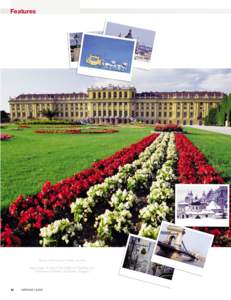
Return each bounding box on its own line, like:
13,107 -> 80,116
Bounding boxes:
119,234 -> 174,288
77,33 -> 136,81
175,184 -> 230,227
104,20 -> 156,70
151,221 -> 214,276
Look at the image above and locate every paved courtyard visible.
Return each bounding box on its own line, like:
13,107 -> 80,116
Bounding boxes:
187,126 -> 231,136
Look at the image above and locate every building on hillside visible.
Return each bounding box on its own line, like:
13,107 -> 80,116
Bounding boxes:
9,85 -> 224,125
177,186 -> 228,219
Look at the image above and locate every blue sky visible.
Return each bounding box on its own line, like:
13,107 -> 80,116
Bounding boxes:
105,22 -> 156,47
158,223 -> 213,257
1,68 -> 231,112
79,34 -> 135,72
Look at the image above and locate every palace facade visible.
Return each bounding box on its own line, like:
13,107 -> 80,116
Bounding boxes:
9,85 -> 224,125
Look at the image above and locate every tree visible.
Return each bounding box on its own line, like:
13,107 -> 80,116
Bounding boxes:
41,108 -> 59,120
204,107 -> 217,125
0,110 -> 10,123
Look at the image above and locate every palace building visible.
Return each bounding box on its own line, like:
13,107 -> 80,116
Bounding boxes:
9,85 -> 224,125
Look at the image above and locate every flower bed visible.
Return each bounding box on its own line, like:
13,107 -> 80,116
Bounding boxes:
175,134 -> 230,246
0,133 -> 158,246
154,123 -> 183,132
18,125 -> 30,128
33,128 -> 118,134
34,129 -> 81,134
1,132 -> 229,247
0,134 -> 13,141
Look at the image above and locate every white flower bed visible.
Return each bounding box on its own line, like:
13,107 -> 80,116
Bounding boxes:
139,133 -> 177,238
39,133 -> 178,247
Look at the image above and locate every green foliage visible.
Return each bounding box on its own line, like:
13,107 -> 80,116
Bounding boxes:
206,94 -> 231,126
1,110 -> 10,123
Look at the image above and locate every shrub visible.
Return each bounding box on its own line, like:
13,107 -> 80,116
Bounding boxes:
154,123 -> 183,132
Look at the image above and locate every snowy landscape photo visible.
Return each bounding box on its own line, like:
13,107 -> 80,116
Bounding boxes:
175,184 -> 229,227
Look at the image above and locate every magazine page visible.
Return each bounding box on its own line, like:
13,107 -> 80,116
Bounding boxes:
0,1 -> 230,300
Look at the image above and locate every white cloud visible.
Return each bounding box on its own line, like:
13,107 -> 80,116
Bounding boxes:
199,73 -> 231,92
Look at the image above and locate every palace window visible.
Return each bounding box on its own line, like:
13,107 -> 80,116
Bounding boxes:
124,111 -> 127,117
103,92 -> 106,99
98,111 -> 101,116
164,112 -> 167,117
103,110 -> 106,116
146,112 -> 149,117
98,92 -> 101,98
141,112 -> 144,117
80,112 -> 83,117
119,111 -> 122,117
113,92 -> 117,98
183,112 -> 187,117
93,92 -> 96,98
177,112 -> 180,117
151,112 -> 154,117
108,92 -> 111,98
124,102 -> 127,106
108,110 -> 111,116
159,112 -> 162,117
183,120 -> 187,125
124,92 -> 127,98
93,111 -> 96,117
169,112 -> 172,117
114,110 -> 117,116
119,92 -> 122,98
190,112 -> 193,117
119,102 -> 122,106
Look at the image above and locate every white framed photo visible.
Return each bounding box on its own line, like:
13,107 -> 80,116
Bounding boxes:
104,21 -> 156,70
175,184 -> 230,227
77,33 -> 136,81
152,222 -> 214,276
120,234 -> 175,287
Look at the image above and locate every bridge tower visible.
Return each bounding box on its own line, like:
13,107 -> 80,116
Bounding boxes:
165,225 -> 185,250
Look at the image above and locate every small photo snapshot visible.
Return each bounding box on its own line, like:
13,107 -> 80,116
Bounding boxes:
175,184 -> 230,227
68,32 -> 83,65
152,222 -> 214,276
77,33 -> 136,81
120,234 -> 175,287
104,21 -> 156,69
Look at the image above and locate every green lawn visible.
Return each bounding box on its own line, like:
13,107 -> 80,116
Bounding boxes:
1,125 -> 231,210
184,127 -> 231,184
1,125 -> 153,209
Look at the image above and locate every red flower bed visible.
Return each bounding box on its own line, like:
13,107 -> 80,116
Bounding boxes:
175,134 -> 224,184
175,134 -> 230,246
155,123 -> 183,132
34,129 -> 81,134
18,125 -> 30,128
1,133 -> 158,246
0,134 -> 13,141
